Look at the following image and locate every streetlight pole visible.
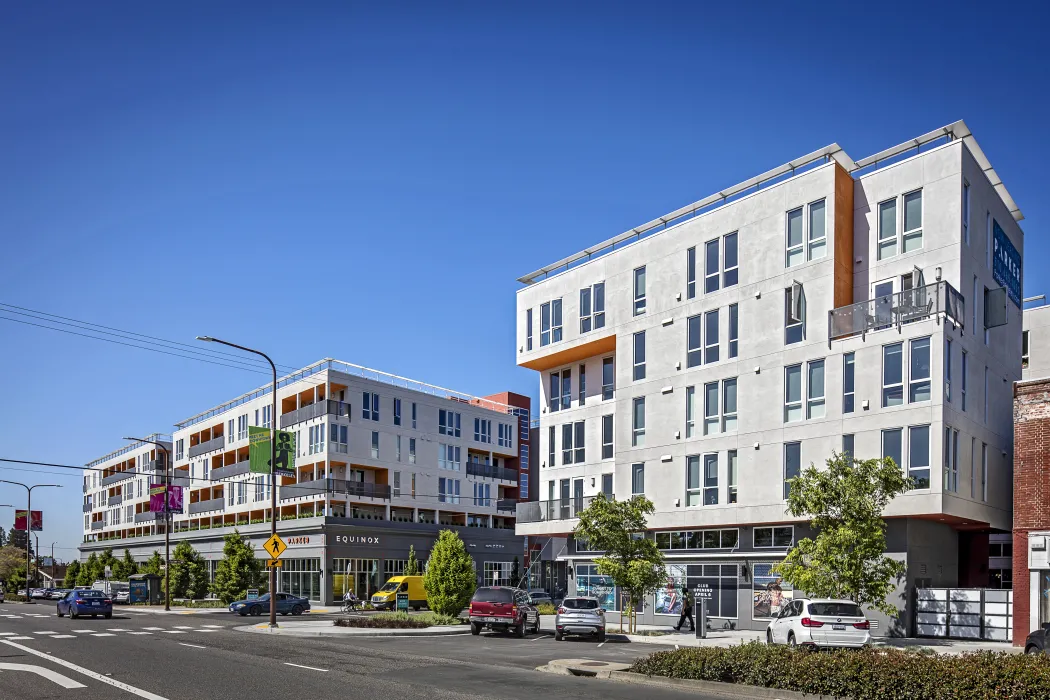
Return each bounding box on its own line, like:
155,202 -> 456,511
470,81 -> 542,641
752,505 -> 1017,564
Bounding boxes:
124,436 -> 172,611
49,541 -> 57,585
198,336 -> 279,629
0,481 -> 61,603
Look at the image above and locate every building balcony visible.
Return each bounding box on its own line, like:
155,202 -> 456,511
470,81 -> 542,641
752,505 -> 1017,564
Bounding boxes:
90,521 -> 104,531
83,503 -> 93,513
516,496 -> 596,524
279,400 -> 351,429
829,280 -> 965,341
171,475 -> 190,488
108,494 -> 123,506
466,462 -> 518,483
188,435 -> 225,459
101,471 -> 134,487
188,497 -> 226,515
496,499 -> 517,513
212,460 -> 251,480
280,478 -> 391,502
134,511 -> 160,523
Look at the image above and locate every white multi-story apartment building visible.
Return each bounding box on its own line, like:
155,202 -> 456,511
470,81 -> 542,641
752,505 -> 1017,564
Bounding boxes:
513,121 -> 1024,635
80,359 -> 531,604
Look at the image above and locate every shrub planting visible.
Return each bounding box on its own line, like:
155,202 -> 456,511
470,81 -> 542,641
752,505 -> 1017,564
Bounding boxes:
334,611 -> 461,629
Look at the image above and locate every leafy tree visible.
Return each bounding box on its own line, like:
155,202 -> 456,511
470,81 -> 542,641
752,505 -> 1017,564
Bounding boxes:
0,525 -> 6,547
774,451 -> 910,617
168,541 -> 209,599
65,559 -> 81,587
0,545 -> 27,584
422,530 -> 476,617
141,551 -> 164,576
6,565 -> 27,594
8,528 -> 31,557
574,495 -> 665,633
79,552 -> 103,586
211,530 -> 264,604
405,545 -> 420,576
98,548 -> 118,578
113,549 -> 137,580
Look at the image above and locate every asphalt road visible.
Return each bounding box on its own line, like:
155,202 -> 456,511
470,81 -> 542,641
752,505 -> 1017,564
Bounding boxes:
0,603 -> 719,700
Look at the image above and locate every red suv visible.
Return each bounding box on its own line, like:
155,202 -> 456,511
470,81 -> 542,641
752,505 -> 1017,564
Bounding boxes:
468,586 -> 539,637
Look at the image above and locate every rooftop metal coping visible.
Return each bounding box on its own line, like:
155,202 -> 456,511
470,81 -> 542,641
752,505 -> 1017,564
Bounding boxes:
174,358 -> 521,431
86,433 -> 172,469
517,120 -> 1022,286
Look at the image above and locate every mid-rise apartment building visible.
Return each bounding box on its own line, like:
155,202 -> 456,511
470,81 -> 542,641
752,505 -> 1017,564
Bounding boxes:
80,359 -> 530,604
514,121 -> 1024,635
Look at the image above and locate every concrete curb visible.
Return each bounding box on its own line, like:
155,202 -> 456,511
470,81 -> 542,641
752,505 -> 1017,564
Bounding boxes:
234,622 -> 470,638
607,671 -> 829,700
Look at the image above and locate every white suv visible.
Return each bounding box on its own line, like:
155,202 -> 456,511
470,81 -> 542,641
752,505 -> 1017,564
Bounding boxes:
765,598 -> 871,649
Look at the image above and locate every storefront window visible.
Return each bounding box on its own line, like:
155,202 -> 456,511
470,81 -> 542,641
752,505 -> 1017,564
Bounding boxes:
1041,573 -> 1050,627
277,558 -> 321,602
576,564 -> 616,610
654,564 -> 686,615
688,564 -> 738,619
752,563 -> 792,619
332,558 -> 379,598
383,559 -> 409,583
484,561 -> 512,586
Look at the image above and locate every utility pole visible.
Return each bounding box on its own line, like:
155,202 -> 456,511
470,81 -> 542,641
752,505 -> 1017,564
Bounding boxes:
0,481 -> 61,602
124,437 -> 172,611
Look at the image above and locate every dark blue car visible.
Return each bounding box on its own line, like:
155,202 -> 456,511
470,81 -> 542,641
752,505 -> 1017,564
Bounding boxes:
57,589 -> 113,619
229,592 -> 310,616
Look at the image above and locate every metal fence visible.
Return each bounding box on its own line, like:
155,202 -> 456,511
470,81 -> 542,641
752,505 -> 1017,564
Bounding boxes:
915,588 -> 1012,641
829,280 -> 965,341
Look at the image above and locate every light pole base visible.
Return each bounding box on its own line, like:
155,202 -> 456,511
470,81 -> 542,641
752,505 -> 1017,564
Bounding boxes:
268,622 -> 279,629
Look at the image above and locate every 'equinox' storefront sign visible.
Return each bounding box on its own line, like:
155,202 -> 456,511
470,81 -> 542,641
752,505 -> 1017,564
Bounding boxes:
334,534 -> 380,545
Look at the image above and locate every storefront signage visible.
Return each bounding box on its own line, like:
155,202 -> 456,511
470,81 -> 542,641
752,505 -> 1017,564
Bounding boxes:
694,583 -> 713,599
992,220 -> 1022,308
286,536 -> 310,545
333,534 -> 380,545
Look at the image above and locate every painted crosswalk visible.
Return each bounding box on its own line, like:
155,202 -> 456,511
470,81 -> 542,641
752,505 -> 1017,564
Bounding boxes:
0,625 -> 229,642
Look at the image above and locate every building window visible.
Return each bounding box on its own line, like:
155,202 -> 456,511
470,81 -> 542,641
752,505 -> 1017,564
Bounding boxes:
561,424 -> 573,465
728,303 -> 739,358
755,526 -> 794,548
961,351 -> 968,411
878,198 -> 897,259
396,435 -> 402,461
704,453 -> 719,505
685,385 -> 696,438
963,181 -> 970,244
984,367 -> 989,423
526,308 -> 533,351
632,397 -> 645,447
783,442 -> 801,499
842,434 -> 854,460
547,426 -> 554,466
409,438 -> 416,464
907,337 -> 931,402
472,482 -> 491,507
843,352 -> 855,413
883,343 -> 904,407
724,232 -> 739,287
808,199 -> 826,260
882,427 -> 903,474
175,439 -> 184,461
439,444 -> 461,471
439,410 -> 461,437
786,207 -> 804,267
308,424 -> 325,455
593,282 -> 605,329
370,431 -> 379,459
784,364 -> 802,422
903,190 -> 923,253
540,299 -> 562,346
705,309 -> 719,363
262,405 -> 271,428
907,425 -> 930,489
631,463 -> 644,495
474,418 -> 492,444
727,450 -> 738,503
633,266 -> 646,316
687,314 -> 702,368
438,477 -> 461,504
686,246 -> 696,299
785,283 -> 804,344
549,372 -> 561,412
601,473 -> 613,498
602,357 -> 614,400
393,471 -> 402,498
580,283 -> 605,334
238,414 -> 248,440
981,442 -> 988,502
942,427 -> 958,493
601,415 -> 613,459
1023,331 -> 1030,369
705,238 -> 720,293
497,423 -> 513,448
944,339 -> 952,403
520,472 -> 529,500
580,286 -> 592,333
633,331 -> 646,380
560,369 -> 571,410
579,364 -> 586,405
970,437 -> 976,498
393,398 -> 402,426
723,378 -> 737,432
331,424 -> 348,453
686,455 -> 701,506
574,421 -> 585,463
362,392 -> 379,421
703,381 -> 719,435
807,359 -> 825,419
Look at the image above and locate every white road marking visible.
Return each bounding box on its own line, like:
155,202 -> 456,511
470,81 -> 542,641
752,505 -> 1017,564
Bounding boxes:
33,631 -> 58,634
200,625 -> 223,628
177,643 -> 206,649
128,632 -> 153,635
162,631 -> 185,634
143,627 -> 164,631
49,635 -> 76,639
0,632 -> 17,636
91,633 -> 116,637
72,630 -> 94,633
0,662 -> 86,688
193,629 -> 217,632
172,626 -> 193,629
107,628 -> 130,632
284,663 -> 328,672
8,636 -> 33,641
597,642 -> 606,648
0,638 -> 171,699
530,635 -> 550,641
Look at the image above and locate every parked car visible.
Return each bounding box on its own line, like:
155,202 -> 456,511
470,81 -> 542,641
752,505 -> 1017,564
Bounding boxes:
48,589 -> 72,600
554,596 -> 606,642
371,575 -> 426,611
766,598 -> 871,649
1025,624 -> 1050,654
468,586 -> 538,637
30,588 -> 49,599
528,590 -> 553,606
229,592 -> 310,617
56,589 -> 113,619
113,590 -> 131,604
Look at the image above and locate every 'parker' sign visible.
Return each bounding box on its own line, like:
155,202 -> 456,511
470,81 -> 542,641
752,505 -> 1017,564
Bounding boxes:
992,219 -> 1022,308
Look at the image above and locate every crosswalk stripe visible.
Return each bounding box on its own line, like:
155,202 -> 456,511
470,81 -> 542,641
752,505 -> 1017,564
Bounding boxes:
143,627 -> 164,631
162,631 -> 186,634
91,633 -> 116,637
8,636 -> 33,640
172,626 -> 193,629
106,628 -> 130,632
50,635 -> 76,639
128,632 -> 152,635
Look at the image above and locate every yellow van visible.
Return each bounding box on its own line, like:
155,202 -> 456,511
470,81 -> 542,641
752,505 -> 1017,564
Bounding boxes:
371,575 -> 426,611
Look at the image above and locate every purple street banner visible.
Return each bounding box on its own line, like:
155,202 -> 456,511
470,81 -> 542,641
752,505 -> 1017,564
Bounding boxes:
149,484 -> 183,513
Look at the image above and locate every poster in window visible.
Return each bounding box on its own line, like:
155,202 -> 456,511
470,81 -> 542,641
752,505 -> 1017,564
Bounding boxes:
752,563 -> 792,619
654,564 -> 686,615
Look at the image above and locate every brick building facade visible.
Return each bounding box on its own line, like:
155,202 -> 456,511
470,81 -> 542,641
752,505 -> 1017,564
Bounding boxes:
1012,378 -> 1050,646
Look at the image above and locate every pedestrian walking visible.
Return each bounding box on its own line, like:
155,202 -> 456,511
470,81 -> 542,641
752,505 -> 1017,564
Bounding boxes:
674,586 -> 695,632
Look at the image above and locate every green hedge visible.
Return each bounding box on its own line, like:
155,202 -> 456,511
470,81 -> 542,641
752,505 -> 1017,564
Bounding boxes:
630,643 -> 1050,700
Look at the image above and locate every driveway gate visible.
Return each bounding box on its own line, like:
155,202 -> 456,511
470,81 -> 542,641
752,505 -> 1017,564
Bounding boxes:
915,588 -> 1012,641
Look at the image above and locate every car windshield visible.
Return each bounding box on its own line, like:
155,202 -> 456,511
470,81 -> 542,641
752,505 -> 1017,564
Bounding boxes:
561,598 -> 599,610
77,590 -> 106,599
808,602 -> 863,617
472,587 -> 514,603
378,581 -> 400,593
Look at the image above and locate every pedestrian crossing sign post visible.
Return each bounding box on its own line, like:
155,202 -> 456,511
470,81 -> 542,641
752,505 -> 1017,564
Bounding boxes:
263,533 -> 287,559
267,559 -> 282,568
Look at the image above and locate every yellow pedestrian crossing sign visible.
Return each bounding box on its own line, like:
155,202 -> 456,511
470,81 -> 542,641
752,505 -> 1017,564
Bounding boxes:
263,533 -> 287,559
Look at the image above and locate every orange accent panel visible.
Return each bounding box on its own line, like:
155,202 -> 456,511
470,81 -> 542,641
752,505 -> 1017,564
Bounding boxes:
519,333 -> 617,371
833,164 -> 855,309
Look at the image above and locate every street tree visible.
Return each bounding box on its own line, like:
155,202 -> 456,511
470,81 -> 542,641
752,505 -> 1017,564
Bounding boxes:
65,559 -> 81,587
422,530 -> 475,617
79,552 -> 103,586
168,541 -> 209,599
99,548 -> 118,578
8,528 -> 31,557
211,530 -> 264,604
141,551 -> 164,576
0,525 -> 6,547
773,451 -> 910,617
573,494 -> 666,633
0,545 -> 26,583
405,545 -> 420,576
113,549 -> 137,580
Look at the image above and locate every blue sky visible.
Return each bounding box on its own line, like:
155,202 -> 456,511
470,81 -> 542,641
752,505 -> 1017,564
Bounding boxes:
1,1 -> 1048,560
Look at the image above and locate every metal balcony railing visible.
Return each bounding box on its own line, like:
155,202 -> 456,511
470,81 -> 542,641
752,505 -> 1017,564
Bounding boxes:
279,400 -> 351,429
280,477 -> 392,502
134,511 -> 160,523
188,435 -> 225,459
496,499 -> 517,513
828,280 -> 965,341
212,460 -> 251,480
516,496 -> 597,523
108,494 -> 124,506
90,521 -> 104,531
188,497 -> 226,515
101,471 -> 134,487
465,462 -> 519,482
83,503 -> 93,513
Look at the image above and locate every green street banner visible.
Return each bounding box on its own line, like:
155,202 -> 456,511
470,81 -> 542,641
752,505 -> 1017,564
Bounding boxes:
249,425 -> 296,477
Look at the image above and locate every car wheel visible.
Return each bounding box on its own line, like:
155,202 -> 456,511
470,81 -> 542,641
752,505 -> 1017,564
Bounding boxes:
250,606 -> 261,616
555,630 -> 563,641
71,609 -> 78,620
767,629 -> 774,645
787,633 -> 797,648
292,605 -> 304,616
280,612 -> 289,616
470,622 -> 481,636
57,607 -> 64,618
104,612 -> 112,619
597,630 -> 606,643
515,621 -> 526,638
91,614 -> 97,619
1026,645 -> 1042,655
